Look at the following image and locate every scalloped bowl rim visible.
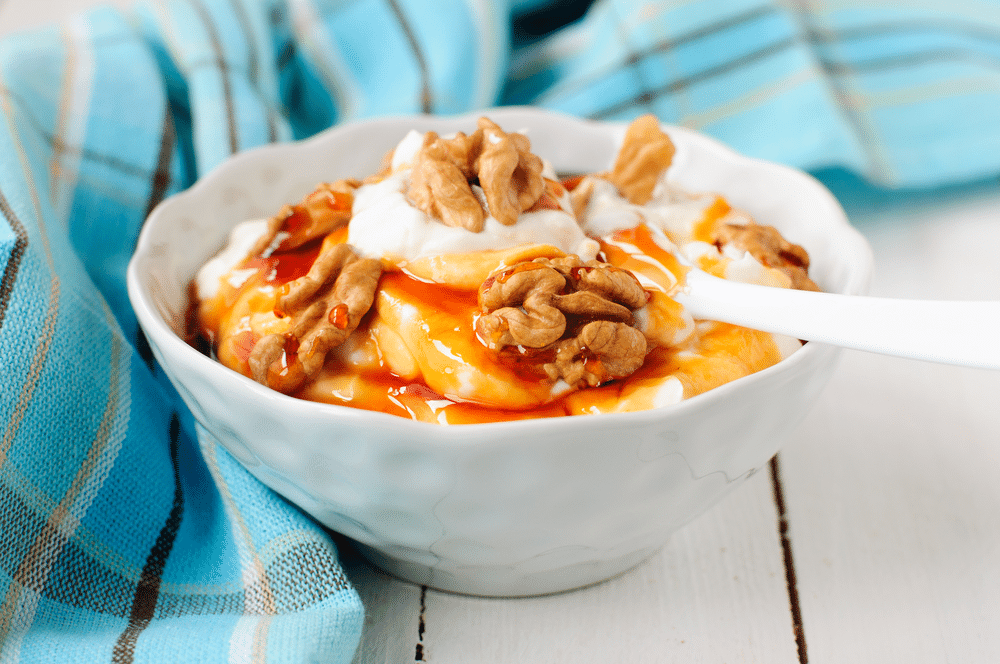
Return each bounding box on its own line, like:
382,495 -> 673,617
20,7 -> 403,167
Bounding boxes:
127,107 -> 872,440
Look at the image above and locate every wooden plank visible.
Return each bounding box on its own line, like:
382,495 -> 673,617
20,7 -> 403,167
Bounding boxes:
418,468 -> 801,664
778,193 -> 1000,663
339,539 -> 423,664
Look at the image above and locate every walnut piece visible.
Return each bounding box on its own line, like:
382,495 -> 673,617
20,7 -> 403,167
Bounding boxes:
476,117 -> 545,226
248,179 -> 358,257
545,321 -> 647,389
476,256 -> 649,389
407,131 -> 485,232
248,243 -> 382,394
406,117 -> 545,231
608,114 -> 675,205
712,221 -> 820,291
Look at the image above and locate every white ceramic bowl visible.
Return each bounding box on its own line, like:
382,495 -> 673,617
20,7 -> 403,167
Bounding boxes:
127,108 -> 872,596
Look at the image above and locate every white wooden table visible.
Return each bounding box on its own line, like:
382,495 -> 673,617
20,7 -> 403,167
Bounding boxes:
6,2 -> 1000,662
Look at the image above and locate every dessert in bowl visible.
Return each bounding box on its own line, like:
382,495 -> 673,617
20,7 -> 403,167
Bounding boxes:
127,108 -> 872,596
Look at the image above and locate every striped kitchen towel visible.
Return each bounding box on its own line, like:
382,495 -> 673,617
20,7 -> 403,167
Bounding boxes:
507,0 -> 1000,188
1,0 -> 999,662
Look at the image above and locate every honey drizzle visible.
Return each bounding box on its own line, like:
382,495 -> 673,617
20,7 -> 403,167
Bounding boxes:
196,212 -> 785,424
692,195 -> 731,243
601,224 -> 687,293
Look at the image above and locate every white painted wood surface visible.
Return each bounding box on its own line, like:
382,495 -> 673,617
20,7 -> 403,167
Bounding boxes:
342,462 -> 805,664
4,3 -> 999,662
780,191 -> 1000,664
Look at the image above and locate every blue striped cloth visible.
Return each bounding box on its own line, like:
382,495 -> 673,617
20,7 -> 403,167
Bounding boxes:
507,0 -> 1000,187
1,0 -> 998,661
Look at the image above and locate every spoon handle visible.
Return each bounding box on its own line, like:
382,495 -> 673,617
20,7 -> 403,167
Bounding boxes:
676,269 -> 1000,370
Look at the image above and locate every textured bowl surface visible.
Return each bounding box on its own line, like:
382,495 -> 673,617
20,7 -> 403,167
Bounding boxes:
127,108 -> 872,596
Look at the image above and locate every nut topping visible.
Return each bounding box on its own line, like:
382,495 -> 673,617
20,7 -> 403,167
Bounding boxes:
712,221 -> 820,291
248,243 -> 382,394
545,320 -> 647,389
476,117 -> 545,226
608,114 -> 675,205
248,179 -> 358,257
476,256 -> 649,388
406,117 -> 545,231
407,131 -> 486,232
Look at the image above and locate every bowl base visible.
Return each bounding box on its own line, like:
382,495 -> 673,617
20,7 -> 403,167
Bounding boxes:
352,541 -> 662,597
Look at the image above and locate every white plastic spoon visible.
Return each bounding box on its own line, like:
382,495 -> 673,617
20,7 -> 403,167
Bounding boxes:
674,267 -> 1000,370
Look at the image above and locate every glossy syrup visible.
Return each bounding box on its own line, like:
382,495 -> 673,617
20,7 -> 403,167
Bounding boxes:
194,212 -> 784,424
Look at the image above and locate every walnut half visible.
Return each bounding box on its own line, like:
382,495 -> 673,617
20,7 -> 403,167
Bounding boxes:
248,179 -> 358,257
248,243 -> 382,394
712,221 -> 820,291
608,114 -> 675,205
406,117 -> 546,232
476,256 -> 649,389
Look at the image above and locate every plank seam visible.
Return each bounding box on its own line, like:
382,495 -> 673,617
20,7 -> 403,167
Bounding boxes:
414,585 -> 427,661
770,453 -> 809,664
